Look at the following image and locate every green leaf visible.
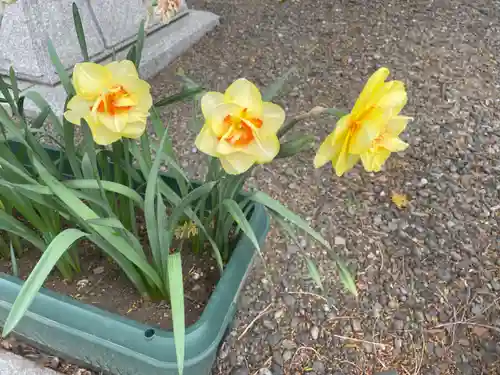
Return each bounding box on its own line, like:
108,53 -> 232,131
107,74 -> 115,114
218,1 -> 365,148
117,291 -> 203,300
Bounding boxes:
32,158 -> 164,292
2,229 -> 88,337
64,180 -> 144,208
168,252 -> 185,375
87,233 -> 150,296
222,199 -> 261,254
305,257 -> 324,291
9,241 -> 19,278
149,107 -> 188,197
135,20 -> 145,68
144,126 -> 171,269
337,260 -> 358,297
250,191 -> 330,248
72,2 -> 90,61
276,134 -> 315,159
0,75 -> 14,111
85,218 -> 125,229
126,45 -> 137,64
325,107 -> 348,118
23,91 -> 64,135
168,182 -> 216,233
154,87 -> 205,108
8,67 -> 19,105
272,213 -> 299,244
47,39 -> 74,96
261,67 -> 297,101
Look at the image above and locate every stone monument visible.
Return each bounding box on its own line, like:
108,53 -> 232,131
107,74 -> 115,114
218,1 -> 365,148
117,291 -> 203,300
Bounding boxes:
0,0 -> 219,115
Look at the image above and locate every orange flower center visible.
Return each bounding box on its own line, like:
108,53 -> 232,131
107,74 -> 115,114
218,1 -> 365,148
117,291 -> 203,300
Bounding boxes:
222,108 -> 263,146
93,85 -> 133,116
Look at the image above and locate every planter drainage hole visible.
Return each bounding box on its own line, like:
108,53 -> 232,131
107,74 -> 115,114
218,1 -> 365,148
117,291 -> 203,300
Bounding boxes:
144,328 -> 155,340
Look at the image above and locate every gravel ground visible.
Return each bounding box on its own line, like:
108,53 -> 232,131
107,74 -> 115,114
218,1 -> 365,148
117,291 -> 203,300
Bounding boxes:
149,0 -> 500,374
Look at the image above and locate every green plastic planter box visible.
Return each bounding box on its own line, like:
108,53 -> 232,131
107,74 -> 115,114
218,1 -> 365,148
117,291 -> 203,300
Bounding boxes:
0,143 -> 270,375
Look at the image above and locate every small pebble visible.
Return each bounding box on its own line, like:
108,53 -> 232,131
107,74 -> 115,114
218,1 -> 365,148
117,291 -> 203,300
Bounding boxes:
310,325 -> 319,340
334,236 -> 346,245
282,339 -> 296,350
351,319 -> 362,332
92,266 -> 105,275
282,350 -> 293,362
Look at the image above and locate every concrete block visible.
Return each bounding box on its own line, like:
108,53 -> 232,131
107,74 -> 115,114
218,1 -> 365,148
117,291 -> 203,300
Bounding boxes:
0,350 -> 60,375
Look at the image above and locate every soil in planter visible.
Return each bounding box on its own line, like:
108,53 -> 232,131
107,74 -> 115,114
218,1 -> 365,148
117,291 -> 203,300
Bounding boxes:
0,240 -> 220,330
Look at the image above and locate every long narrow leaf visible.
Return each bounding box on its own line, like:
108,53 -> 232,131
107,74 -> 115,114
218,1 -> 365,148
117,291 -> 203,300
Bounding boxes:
305,256 -> 324,291
337,260 -> 358,297
87,233 -> 150,296
251,191 -> 330,248
64,179 -> 144,208
168,252 -> 185,375
8,67 -> 19,106
72,2 -> 89,61
144,127 -> 171,269
154,87 -> 204,108
47,39 -> 74,95
2,229 -> 88,337
86,218 -> 125,229
261,67 -> 296,101
0,210 -> 45,250
223,199 -> 261,254
150,107 -> 188,197
9,241 -> 19,278
33,157 -> 164,291
135,20 -> 145,68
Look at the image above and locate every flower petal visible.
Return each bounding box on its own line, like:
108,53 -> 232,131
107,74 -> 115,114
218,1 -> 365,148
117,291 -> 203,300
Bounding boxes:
120,122 -> 146,139
122,79 -> 152,112
107,60 -> 139,82
334,134 -> 360,176
201,92 -> 225,118
376,81 -> 407,114
247,134 -> 280,163
386,116 -> 412,136
209,103 -> 241,137
314,132 -> 335,168
127,110 -> 149,124
259,102 -> 285,136
86,118 -> 122,145
64,96 -> 92,125
381,136 -> 408,152
314,116 -> 351,168
72,63 -> 111,101
351,67 -> 390,117
220,152 -> 255,175
349,119 -> 382,154
195,126 -> 219,156
224,79 -> 262,116
97,112 -> 129,132
360,148 -> 391,172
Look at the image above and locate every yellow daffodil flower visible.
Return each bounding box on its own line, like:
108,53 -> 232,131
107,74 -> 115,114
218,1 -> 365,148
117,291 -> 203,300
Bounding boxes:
64,61 -> 152,145
195,79 -> 285,175
360,115 -> 411,172
314,67 -> 408,176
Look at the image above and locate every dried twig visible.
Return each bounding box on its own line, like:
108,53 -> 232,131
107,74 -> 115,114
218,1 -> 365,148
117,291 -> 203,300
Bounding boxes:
287,291 -> 327,301
333,334 -> 389,350
238,303 -> 273,340
431,321 -> 500,333
289,346 -> 323,370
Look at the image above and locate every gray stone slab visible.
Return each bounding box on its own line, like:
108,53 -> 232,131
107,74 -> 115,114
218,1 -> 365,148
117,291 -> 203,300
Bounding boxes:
90,0 -> 149,49
89,0 -> 188,50
0,350 -> 60,375
0,0 -> 105,84
18,10 -> 219,118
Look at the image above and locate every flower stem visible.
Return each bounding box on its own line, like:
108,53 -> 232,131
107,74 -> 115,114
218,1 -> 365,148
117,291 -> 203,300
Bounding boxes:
277,106 -> 347,139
